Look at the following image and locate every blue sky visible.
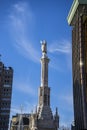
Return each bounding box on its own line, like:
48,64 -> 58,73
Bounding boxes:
0,0 -> 73,127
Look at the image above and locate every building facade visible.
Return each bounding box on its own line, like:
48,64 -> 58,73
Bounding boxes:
10,114 -> 30,130
67,0 -> 87,129
0,61 -> 13,130
10,41 -> 59,130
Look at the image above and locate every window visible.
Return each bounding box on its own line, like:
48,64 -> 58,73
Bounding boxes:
3,84 -> 11,87
40,89 -> 42,96
44,94 -> 47,105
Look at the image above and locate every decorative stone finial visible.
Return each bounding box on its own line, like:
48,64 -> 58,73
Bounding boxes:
56,107 -> 58,115
0,54 -> 2,61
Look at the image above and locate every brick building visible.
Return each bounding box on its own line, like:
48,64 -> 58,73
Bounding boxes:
67,0 -> 87,129
0,60 -> 13,130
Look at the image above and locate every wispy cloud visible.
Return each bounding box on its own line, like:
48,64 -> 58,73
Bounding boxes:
52,91 -> 73,110
49,55 -> 64,72
14,38 -> 40,62
14,81 -> 37,96
11,102 -> 37,114
60,94 -> 73,126
48,40 -> 72,71
48,40 -> 71,54
52,91 -> 73,127
11,105 -> 20,114
60,94 -> 73,107
10,101 -> 37,120
10,79 -> 37,117
9,1 -> 40,63
24,101 -> 37,113
9,2 -> 33,37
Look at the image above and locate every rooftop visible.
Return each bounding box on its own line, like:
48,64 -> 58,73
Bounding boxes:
67,0 -> 87,25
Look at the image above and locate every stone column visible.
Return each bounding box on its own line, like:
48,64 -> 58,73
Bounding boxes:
40,40 -> 50,87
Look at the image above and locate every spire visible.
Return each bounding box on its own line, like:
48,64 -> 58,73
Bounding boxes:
54,107 -> 59,128
40,40 -> 50,87
0,54 -> 2,61
56,107 -> 58,116
35,105 -> 37,114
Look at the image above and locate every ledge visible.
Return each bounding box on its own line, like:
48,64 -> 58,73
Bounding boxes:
67,0 -> 87,25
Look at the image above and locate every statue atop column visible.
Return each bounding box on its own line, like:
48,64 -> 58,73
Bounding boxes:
41,40 -> 47,54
